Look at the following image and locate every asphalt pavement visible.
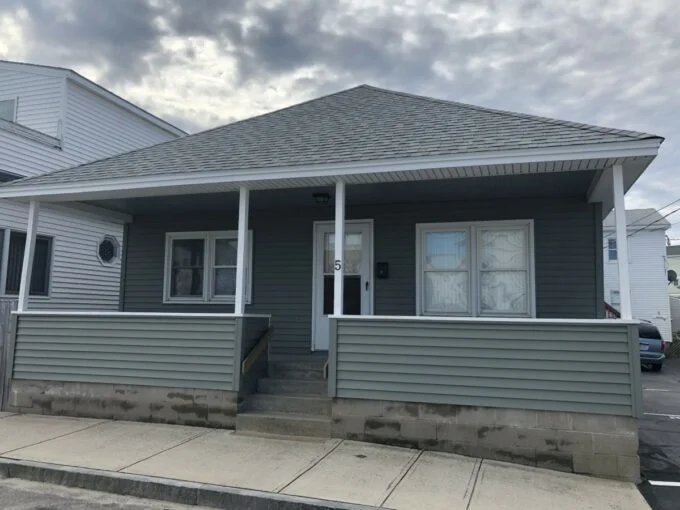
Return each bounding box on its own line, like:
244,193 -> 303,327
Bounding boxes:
0,477 -> 213,510
638,358 -> 680,510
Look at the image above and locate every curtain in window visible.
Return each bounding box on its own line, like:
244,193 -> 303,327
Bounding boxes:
423,231 -> 469,313
213,238 -> 237,296
170,239 -> 204,297
479,229 -> 528,314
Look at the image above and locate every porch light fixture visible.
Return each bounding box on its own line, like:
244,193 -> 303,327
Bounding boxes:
313,192 -> 331,204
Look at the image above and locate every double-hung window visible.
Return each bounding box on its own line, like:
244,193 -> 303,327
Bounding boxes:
0,230 -> 52,297
608,239 -> 617,261
163,231 -> 252,304
417,220 -> 534,317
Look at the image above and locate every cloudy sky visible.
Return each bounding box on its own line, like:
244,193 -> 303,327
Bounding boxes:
1,0 -> 678,237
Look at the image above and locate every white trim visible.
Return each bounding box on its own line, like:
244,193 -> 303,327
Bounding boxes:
613,164 -> 632,319
333,181 -> 345,316
648,480 -> 680,487
0,229 -> 10,296
234,187 -> 249,314
96,235 -> 120,266
162,230 -> 253,305
311,219 -> 374,351
329,314 -> 639,326
415,219 -> 535,318
17,201 -> 39,311
0,139 -> 662,201
13,311 -> 271,318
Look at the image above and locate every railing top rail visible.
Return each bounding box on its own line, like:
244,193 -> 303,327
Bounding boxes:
13,311 -> 272,319
329,315 -> 638,326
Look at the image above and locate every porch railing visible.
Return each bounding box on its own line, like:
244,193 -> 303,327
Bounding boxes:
7,311 -> 270,398
328,315 -> 642,418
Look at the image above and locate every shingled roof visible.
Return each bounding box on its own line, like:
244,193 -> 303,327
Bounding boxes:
1,85 -> 662,189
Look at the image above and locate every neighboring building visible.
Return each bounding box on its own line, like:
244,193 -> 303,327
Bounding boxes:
0,85 -> 664,482
603,209 -> 671,341
0,60 -> 185,309
666,245 -> 680,335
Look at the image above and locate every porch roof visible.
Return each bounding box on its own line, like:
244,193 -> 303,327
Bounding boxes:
0,85 -> 663,205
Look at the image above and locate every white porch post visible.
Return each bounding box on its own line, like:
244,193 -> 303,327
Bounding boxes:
612,163 -> 632,319
17,200 -> 39,312
334,181 -> 345,315
234,187 -> 249,315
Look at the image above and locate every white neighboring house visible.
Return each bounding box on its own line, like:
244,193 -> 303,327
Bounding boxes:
603,208 -> 671,341
0,60 -> 185,309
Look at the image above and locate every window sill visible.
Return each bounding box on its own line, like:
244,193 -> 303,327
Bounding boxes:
163,298 -> 252,305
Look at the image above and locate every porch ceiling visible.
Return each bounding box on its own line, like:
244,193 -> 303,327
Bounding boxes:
86,171 -> 598,215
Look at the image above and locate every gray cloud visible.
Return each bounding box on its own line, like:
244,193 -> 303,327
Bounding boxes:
1,0 -> 680,234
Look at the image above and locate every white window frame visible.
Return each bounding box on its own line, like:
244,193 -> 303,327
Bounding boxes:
163,230 -> 253,305
607,238 -> 618,261
0,97 -> 17,122
415,220 -> 535,318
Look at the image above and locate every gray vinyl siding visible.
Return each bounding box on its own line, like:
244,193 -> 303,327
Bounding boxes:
12,314 -> 239,390
330,317 -> 641,417
123,196 -> 601,356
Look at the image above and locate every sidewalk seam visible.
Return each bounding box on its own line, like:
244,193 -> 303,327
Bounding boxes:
465,459 -> 484,510
275,439 -> 345,493
116,429 -> 214,472
378,449 -> 423,507
1,419 -> 108,456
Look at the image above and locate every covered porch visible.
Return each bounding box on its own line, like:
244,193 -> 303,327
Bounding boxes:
1,162 -> 646,481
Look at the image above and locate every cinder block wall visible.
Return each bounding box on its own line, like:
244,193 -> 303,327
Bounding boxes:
9,380 -> 239,428
331,398 -> 639,482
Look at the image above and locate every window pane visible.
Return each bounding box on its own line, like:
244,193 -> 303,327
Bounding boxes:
170,239 -> 204,297
214,238 -> 237,266
424,271 -> 468,313
608,239 -> 617,261
4,232 -> 51,296
214,267 -> 236,296
425,231 -> 467,270
480,229 -> 527,270
324,232 -> 363,274
480,271 -> 527,313
0,99 -> 15,122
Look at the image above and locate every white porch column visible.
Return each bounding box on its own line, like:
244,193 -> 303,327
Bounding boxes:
612,163 -> 632,319
334,181 -> 345,315
18,200 -> 39,312
234,187 -> 249,315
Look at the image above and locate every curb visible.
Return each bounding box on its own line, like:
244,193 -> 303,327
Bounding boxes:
0,458 -> 377,510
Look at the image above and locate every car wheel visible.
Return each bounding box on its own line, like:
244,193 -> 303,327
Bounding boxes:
651,364 -> 663,372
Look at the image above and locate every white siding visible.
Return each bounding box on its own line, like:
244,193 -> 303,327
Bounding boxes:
0,65 -> 181,310
64,81 -> 173,162
603,228 -> 671,341
0,200 -> 124,310
0,69 -> 62,136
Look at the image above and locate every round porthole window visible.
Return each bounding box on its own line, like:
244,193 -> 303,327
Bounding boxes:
97,236 -> 119,265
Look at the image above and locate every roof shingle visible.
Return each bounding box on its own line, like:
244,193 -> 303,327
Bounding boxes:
3,84 -> 662,189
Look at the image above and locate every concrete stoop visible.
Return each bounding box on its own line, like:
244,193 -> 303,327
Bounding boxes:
237,359 -> 332,438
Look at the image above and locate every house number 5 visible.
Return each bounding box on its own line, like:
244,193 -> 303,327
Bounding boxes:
334,260 -> 342,271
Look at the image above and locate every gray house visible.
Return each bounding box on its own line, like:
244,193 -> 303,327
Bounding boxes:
0,86 -> 662,482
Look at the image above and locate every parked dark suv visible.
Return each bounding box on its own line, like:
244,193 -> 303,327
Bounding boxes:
639,321 -> 665,371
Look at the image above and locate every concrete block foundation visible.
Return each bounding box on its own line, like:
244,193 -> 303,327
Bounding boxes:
8,380 -> 238,428
331,398 -> 639,482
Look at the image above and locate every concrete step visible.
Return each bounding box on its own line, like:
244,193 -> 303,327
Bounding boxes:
268,361 -> 326,381
235,412 -> 331,438
247,394 -> 331,416
258,378 -> 327,396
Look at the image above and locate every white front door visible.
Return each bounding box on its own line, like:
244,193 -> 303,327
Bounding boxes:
312,220 -> 373,351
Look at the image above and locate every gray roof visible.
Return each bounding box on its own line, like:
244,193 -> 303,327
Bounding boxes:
1,85 -> 662,190
603,208 -> 671,230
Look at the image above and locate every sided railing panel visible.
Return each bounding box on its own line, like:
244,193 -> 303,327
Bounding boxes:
329,316 -> 642,417
7,312 -> 270,397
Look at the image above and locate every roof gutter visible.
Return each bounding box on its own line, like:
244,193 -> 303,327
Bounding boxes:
0,138 -> 662,202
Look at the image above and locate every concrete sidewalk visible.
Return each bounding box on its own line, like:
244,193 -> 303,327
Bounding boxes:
0,413 -> 649,509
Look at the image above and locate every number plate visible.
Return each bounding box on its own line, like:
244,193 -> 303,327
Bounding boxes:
640,344 -> 650,351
